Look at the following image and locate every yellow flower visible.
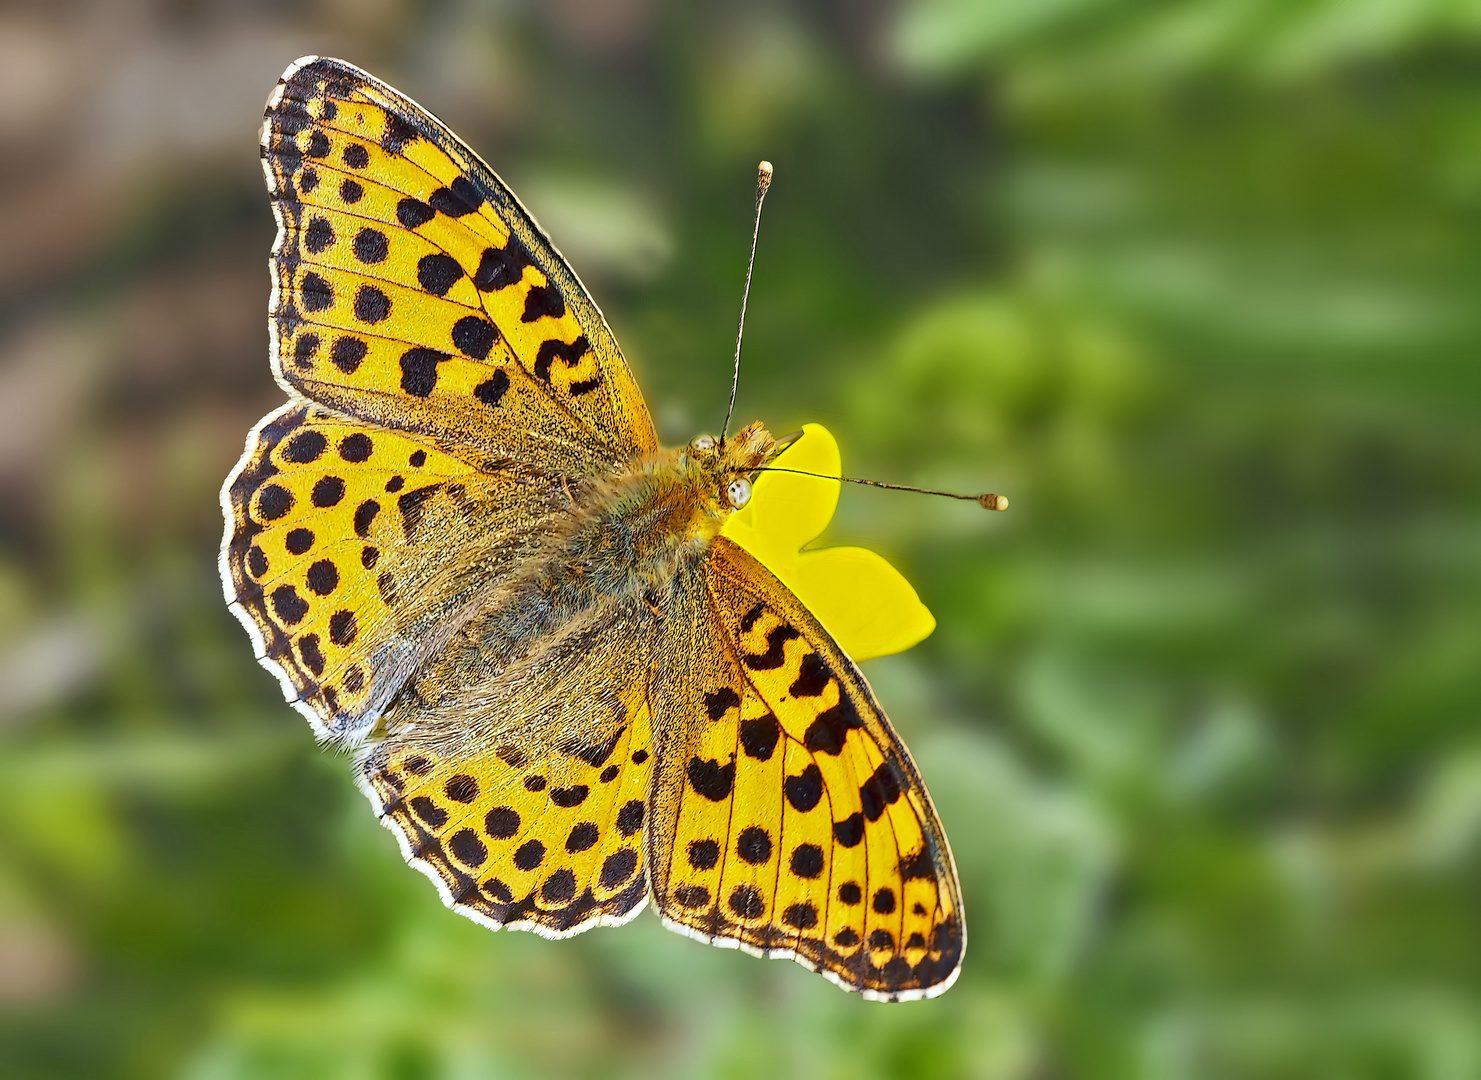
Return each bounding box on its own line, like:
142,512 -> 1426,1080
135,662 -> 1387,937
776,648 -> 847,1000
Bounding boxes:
723,424 -> 935,661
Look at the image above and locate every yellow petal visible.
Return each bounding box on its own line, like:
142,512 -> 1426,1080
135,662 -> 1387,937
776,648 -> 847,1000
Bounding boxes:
723,424 -> 935,661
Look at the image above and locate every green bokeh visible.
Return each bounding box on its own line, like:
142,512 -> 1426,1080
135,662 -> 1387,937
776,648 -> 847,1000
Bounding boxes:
1,1 -> 1478,1077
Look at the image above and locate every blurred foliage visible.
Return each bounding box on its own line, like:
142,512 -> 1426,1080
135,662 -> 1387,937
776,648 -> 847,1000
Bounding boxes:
1,0 -> 1479,1077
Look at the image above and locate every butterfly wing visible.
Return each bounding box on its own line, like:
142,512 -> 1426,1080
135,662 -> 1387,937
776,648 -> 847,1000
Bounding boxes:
356,602 -> 658,936
227,55 -> 660,738
260,55 -> 656,473
648,539 -> 965,1001
221,402 -> 567,739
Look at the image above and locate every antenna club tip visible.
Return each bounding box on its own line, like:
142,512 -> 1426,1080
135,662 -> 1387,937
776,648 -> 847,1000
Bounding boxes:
757,160 -> 773,189
978,493 -> 1009,511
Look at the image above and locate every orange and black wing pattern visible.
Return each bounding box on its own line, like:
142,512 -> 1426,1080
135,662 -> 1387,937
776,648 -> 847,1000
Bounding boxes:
648,540 -> 965,1001
258,55 -> 656,473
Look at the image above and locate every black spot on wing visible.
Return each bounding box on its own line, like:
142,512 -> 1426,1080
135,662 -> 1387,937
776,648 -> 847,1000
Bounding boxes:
399,348 -> 449,397
728,885 -> 765,920
900,848 -> 935,881
311,476 -> 345,508
533,336 -> 590,381
353,227 -> 388,264
790,843 -> 824,878
704,687 -> 740,720
354,285 -> 390,323
473,239 -> 533,291
687,757 -> 735,802
298,634 -> 325,676
451,315 -> 498,360
790,653 -> 832,697
739,714 -> 780,760
449,829 -> 487,867
429,177 -> 485,217
616,800 -> 644,836
397,197 -> 435,229
353,499 -> 380,537
485,806 -> 520,839
804,696 -> 864,756
783,902 -> 818,929
417,253 -> 465,296
473,371 -> 510,408
282,430 -> 327,463
306,559 -> 339,595
247,546 -> 269,577
566,822 -> 599,852
688,838 -> 719,870
542,868 -> 577,903
339,432 -> 373,462
257,484 -> 294,521
301,271 -> 333,312
784,764 -> 823,812
743,624 -> 799,671
397,485 -> 441,537
410,796 -> 447,828
736,827 -> 772,865
859,762 -> 903,822
521,284 -> 565,322
381,112 -> 421,153
833,813 -> 865,848
444,774 -> 479,803
561,727 -> 625,768
332,336 -> 367,373
513,839 -> 545,870
600,849 -> 638,889
328,609 -> 358,646
550,785 -> 590,808
304,216 -> 335,254
292,333 -> 319,369
740,603 -> 766,632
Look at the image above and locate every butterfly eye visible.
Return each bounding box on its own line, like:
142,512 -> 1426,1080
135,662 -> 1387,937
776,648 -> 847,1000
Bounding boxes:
725,477 -> 753,509
691,435 -> 717,452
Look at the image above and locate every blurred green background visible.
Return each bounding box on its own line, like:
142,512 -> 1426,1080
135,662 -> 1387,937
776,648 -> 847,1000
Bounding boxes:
2,0 -> 1480,1077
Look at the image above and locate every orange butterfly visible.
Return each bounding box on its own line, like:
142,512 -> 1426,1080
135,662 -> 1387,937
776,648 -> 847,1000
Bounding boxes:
222,56 -> 970,1000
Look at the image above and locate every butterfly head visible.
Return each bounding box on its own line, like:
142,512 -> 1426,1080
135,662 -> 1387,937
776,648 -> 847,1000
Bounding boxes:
682,420 -> 779,513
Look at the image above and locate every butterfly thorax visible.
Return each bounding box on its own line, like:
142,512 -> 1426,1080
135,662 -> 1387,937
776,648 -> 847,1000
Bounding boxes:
517,420 -> 776,625
382,423 -> 776,738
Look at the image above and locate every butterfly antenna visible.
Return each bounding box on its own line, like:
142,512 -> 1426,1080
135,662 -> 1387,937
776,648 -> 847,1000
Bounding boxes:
721,160 -> 774,446
751,466 -> 1009,511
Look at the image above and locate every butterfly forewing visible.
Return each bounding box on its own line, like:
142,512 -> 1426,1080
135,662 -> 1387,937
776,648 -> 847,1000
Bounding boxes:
260,56 -> 656,473
649,539 -> 965,1001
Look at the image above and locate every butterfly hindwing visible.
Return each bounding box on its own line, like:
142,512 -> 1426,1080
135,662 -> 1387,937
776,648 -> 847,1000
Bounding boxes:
357,606 -> 658,936
260,56 -> 656,474
221,402 -> 565,738
649,539 -> 965,1001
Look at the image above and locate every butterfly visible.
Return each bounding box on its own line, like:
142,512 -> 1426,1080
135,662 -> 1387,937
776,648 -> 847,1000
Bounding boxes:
221,56 -> 965,1001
